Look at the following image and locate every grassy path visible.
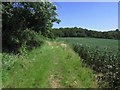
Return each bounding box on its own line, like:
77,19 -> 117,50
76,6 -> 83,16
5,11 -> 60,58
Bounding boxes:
49,42 -> 60,88
2,41 -> 98,88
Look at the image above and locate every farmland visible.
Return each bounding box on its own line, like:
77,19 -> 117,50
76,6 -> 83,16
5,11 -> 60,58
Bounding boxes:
57,37 -> 118,53
57,37 -> 119,88
2,2 -> 120,89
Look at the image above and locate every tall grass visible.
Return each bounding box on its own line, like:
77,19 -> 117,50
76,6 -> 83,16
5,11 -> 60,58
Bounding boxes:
2,42 -> 97,88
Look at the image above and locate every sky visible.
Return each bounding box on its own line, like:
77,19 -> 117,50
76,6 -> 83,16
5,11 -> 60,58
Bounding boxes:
53,2 -> 118,31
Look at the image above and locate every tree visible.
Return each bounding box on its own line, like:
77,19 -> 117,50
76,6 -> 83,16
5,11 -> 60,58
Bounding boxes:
2,2 -> 60,33
2,1 -> 60,53
116,29 -> 119,31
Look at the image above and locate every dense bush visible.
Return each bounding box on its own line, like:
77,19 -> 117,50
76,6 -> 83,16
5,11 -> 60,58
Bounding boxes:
43,30 -> 56,39
3,28 -> 43,53
72,44 -> 120,88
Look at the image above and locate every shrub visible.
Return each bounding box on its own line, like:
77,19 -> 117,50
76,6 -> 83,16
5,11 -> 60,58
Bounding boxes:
2,28 -> 44,54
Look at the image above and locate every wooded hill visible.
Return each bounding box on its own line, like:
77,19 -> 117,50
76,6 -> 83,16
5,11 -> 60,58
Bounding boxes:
52,27 -> 119,39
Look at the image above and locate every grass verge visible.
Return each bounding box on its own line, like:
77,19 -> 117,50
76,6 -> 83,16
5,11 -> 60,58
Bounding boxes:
2,41 -> 98,88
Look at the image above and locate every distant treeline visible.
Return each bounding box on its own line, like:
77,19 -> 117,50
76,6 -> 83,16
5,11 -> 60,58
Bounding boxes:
52,27 -> 119,39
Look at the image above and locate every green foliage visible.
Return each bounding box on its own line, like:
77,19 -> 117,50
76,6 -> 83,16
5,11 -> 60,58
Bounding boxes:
58,38 -> 120,88
2,2 -> 60,53
2,42 -> 97,88
52,27 -> 119,39
3,28 -> 43,53
43,30 -> 55,39
18,29 -> 44,51
2,2 -> 60,33
57,37 -> 118,54
72,44 -> 120,88
58,37 -> 119,88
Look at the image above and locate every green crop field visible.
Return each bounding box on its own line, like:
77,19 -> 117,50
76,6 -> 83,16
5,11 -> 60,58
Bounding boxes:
57,37 -> 118,53
57,37 -> 119,88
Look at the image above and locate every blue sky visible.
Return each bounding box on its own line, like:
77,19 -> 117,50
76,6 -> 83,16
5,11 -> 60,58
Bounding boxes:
53,2 -> 118,31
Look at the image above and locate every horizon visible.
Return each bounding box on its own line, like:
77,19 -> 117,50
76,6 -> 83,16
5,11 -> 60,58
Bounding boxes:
52,26 -> 118,32
53,2 -> 118,31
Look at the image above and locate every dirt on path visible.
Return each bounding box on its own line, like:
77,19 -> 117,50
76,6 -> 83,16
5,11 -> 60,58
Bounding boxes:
49,75 -> 58,88
47,41 -> 61,88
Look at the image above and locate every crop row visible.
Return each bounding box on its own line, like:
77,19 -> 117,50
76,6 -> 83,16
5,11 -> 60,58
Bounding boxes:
72,44 -> 120,88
